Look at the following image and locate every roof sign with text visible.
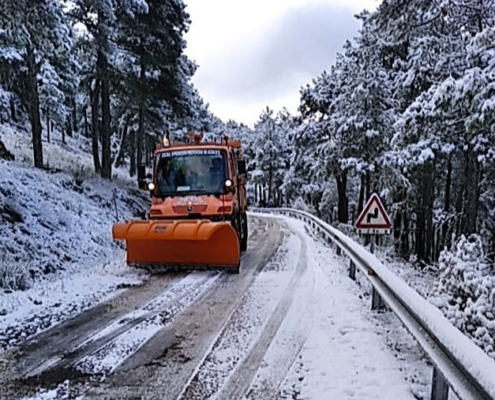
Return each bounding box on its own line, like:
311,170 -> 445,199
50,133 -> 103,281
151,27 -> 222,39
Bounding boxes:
161,149 -> 222,157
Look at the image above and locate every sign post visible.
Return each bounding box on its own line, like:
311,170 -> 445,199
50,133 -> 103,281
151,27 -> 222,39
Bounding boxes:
354,193 -> 392,310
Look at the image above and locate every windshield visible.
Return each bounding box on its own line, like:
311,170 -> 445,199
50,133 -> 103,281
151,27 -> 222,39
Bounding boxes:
155,148 -> 228,197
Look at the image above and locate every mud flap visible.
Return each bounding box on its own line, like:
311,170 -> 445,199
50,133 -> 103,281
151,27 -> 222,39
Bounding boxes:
112,219 -> 241,270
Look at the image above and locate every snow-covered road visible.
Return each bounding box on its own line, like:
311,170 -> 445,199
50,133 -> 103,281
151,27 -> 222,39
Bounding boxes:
0,214 -> 431,400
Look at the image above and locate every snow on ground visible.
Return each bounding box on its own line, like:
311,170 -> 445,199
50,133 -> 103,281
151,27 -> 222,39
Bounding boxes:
22,381 -> 82,400
330,223 -> 439,301
75,272 -> 221,376
262,217 -> 430,400
1,122 -> 132,184
274,211 -> 495,399
333,235 -> 495,398
0,260 -> 146,352
179,231 -> 302,399
1,121 -> 489,399
22,215 -> 433,400
0,123 -> 150,352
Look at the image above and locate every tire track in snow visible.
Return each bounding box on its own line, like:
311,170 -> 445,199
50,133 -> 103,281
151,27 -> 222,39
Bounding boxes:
218,228 -> 311,400
14,216 -> 261,382
276,218 -> 420,400
79,216 -> 283,400
5,273 -> 187,382
74,271 -> 222,376
3,216 -> 282,400
16,271 -> 221,384
241,226 -> 318,400
176,224 -> 308,400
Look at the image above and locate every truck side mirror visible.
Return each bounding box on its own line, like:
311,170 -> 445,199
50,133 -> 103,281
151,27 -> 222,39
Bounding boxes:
237,160 -> 246,175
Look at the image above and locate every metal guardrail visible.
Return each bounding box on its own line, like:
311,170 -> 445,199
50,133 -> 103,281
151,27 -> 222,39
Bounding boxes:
251,207 -> 495,400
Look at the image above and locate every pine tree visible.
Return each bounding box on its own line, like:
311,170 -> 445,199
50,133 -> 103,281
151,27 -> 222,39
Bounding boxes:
0,0 -> 73,168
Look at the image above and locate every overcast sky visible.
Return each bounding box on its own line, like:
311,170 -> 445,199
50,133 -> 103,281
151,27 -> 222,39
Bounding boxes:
183,0 -> 379,127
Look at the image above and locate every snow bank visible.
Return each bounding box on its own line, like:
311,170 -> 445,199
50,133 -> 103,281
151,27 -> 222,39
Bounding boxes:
0,122 -> 151,349
0,161 -> 148,287
0,123 -> 149,288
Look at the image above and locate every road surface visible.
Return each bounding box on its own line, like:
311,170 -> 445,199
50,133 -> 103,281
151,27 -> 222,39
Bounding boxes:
0,215 -> 428,400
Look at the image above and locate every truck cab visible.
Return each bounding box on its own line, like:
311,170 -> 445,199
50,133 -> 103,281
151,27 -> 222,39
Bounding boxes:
138,133 -> 248,251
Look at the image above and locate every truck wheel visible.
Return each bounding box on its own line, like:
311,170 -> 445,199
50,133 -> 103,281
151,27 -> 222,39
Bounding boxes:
240,212 -> 248,252
226,263 -> 240,274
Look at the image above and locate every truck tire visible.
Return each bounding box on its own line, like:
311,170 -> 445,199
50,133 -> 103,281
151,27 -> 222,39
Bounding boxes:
240,212 -> 248,252
226,263 -> 240,274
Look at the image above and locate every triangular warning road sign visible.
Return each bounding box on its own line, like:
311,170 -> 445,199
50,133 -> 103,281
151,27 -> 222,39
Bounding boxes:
355,193 -> 392,234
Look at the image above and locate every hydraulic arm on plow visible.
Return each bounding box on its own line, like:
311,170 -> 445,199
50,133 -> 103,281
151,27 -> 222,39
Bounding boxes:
112,131 -> 249,274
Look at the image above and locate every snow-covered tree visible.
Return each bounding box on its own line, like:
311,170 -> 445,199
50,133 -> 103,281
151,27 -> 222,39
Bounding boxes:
0,0 -> 73,168
433,234 -> 495,358
250,107 -> 293,205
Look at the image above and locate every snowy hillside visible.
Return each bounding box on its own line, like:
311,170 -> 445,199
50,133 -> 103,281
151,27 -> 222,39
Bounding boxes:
0,124 -> 152,347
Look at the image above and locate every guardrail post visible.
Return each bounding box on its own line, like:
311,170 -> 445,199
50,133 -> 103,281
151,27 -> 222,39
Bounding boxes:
369,235 -> 386,311
349,260 -> 356,280
430,367 -> 449,400
371,287 -> 386,311
336,246 -> 342,256
370,235 -> 376,254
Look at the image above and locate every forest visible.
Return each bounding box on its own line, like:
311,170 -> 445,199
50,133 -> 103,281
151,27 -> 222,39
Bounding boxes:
1,0 -> 495,268
1,0 -> 494,360
243,0 -> 495,269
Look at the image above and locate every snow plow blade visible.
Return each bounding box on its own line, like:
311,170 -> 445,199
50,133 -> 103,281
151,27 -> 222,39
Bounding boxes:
112,220 -> 240,272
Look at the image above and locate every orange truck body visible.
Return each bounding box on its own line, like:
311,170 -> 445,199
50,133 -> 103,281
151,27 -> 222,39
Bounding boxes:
112,132 -> 248,273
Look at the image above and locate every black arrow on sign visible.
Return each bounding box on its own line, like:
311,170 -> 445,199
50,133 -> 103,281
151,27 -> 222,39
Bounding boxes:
367,207 -> 379,223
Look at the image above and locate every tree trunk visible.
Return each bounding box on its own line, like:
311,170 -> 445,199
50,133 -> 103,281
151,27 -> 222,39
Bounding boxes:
129,129 -> 136,177
268,122 -> 274,202
424,161 -> 434,263
99,50 -> 112,180
442,154 -> 452,250
10,98 -> 17,122
358,174 -> 365,215
115,123 -> 128,168
136,58 -> 146,170
83,106 -> 89,138
400,197 -> 410,258
90,79 -> 101,173
137,103 -> 144,169
66,115 -> 72,139
26,45 -> 43,168
365,171 -> 371,199
336,171 -> 348,223
64,115 -> 72,143
46,107 -> 50,143
412,162 -> 435,264
268,161 -> 273,202
415,204 -> 426,262
460,148 -> 480,235
393,190 -> 403,254
72,97 -> 78,134
454,174 -> 464,240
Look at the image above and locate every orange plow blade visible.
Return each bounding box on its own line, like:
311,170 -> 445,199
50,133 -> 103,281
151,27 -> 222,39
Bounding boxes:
112,219 -> 240,271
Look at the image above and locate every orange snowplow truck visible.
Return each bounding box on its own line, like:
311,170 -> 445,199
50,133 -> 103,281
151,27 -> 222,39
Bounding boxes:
112,131 -> 248,273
